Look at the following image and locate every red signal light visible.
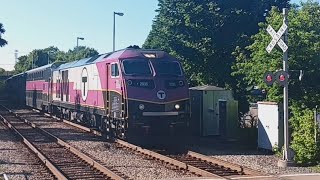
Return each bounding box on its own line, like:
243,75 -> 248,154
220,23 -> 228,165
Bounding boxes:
279,74 -> 285,81
266,75 -> 273,82
264,71 -> 275,86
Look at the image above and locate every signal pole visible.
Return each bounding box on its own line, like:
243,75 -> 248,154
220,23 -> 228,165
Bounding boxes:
279,8 -> 294,167
265,8 -> 294,167
283,7 -> 289,163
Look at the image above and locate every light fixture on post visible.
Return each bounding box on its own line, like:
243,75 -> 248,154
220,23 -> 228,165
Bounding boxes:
76,37 -> 84,50
113,12 -> 124,52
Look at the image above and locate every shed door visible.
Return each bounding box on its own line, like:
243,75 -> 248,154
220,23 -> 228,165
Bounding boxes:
218,100 -> 227,136
203,91 -> 219,136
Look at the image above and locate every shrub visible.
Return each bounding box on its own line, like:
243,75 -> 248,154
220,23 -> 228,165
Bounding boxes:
290,104 -> 320,165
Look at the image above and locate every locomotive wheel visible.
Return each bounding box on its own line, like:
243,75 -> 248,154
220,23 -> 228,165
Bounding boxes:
116,120 -> 127,139
90,114 -> 96,127
105,119 -> 113,138
68,111 -> 72,121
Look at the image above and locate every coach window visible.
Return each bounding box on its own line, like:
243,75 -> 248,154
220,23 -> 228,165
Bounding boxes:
111,63 -> 119,78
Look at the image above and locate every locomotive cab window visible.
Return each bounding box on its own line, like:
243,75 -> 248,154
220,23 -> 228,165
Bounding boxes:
122,59 -> 152,76
152,61 -> 182,76
111,63 -> 119,77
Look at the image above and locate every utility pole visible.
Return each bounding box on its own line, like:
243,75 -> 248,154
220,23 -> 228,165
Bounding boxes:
14,50 -> 18,64
47,52 -> 50,65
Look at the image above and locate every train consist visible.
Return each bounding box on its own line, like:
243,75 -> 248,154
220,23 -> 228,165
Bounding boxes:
6,48 -> 190,139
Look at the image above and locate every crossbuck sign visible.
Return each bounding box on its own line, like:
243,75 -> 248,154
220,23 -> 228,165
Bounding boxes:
266,23 -> 288,53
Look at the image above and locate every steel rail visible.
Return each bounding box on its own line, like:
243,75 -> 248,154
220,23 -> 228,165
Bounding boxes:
0,114 -> 67,180
29,107 -> 262,178
1,105 -> 124,180
38,112 -> 225,178
187,151 -> 263,176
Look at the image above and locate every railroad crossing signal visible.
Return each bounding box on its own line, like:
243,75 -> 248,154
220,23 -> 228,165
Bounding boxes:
266,24 -> 288,53
263,70 -> 289,86
275,70 -> 289,86
263,71 -> 275,86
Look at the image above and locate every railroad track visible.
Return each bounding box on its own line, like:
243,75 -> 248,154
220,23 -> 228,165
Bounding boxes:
2,105 -> 264,179
0,120 -> 55,180
0,106 -> 124,180
35,109 -> 263,179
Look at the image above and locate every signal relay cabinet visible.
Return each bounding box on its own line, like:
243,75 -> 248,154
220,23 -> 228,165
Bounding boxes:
257,102 -> 284,151
189,85 -> 238,137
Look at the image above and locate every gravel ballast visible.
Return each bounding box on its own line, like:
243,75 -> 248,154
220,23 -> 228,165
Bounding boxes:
0,120 -> 53,180
12,109 -> 320,178
189,139 -> 319,175
14,110 -> 196,180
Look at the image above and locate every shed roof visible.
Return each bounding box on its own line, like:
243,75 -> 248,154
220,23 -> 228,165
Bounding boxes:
189,85 -> 226,91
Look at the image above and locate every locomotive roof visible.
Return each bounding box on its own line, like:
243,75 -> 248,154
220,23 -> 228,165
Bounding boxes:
6,72 -> 26,80
54,48 -> 172,71
56,53 -> 109,70
25,62 -> 64,74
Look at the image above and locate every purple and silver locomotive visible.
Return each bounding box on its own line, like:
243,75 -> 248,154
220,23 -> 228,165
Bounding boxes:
7,48 -> 190,139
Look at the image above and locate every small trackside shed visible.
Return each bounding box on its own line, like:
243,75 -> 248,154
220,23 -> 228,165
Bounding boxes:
189,85 -> 238,137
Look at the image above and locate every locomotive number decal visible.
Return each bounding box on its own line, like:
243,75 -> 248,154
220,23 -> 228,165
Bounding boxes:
81,68 -> 89,101
157,90 -> 166,100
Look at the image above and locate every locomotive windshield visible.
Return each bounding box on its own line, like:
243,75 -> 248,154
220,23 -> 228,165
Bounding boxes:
123,59 -> 152,75
152,61 -> 182,76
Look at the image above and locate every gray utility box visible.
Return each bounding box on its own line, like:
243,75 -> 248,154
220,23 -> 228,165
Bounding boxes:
189,85 -> 238,137
257,102 -> 284,151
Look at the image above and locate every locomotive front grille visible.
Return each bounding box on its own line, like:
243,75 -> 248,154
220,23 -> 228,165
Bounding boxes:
142,112 -> 179,116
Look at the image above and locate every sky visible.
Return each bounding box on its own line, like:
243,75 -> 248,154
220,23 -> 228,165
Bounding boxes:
0,0 -> 310,71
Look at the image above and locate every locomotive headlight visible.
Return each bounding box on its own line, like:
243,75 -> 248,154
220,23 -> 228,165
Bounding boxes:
139,104 -> 145,110
174,104 -> 180,110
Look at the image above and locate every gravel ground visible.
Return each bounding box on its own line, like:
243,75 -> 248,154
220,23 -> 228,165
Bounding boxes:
189,138 -> 319,175
0,120 -> 53,180
14,108 -> 320,178
14,109 -> 196,180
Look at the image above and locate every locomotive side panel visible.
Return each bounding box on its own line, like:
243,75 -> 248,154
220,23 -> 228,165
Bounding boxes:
51,63 -> 104,112
96,61 -> 124,119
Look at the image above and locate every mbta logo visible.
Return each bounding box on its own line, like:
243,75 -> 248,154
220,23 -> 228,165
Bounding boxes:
264,70 -> 288,86
157,90 -> 166,100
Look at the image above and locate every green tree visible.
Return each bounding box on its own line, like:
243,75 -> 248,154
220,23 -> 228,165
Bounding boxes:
144,0 -> 289,114
14,46 -> 99,73
0,23 -> 7,47
232,1 -> 320,164
0,67 -> 5,74
144,0 -> 288,86
232,1 -> 320,107
14,55 -> 28,73
64,46 -> 99,62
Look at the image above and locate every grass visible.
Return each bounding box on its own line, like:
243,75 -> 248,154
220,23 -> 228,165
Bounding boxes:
311,165 -> 320,173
